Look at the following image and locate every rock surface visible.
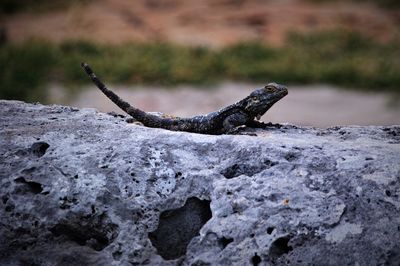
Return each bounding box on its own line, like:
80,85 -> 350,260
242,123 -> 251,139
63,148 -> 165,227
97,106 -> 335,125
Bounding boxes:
0,100 -> 399,265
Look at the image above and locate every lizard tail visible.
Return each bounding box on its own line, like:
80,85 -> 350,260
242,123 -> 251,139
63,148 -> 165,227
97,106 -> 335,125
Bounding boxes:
81,62 -> 147,120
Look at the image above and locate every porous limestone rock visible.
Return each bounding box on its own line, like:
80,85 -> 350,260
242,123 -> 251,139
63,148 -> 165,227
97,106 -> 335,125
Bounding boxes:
0,100 -> 399,265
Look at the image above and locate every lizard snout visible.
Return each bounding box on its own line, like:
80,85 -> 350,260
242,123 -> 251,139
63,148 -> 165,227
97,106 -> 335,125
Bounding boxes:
278,84 -> 288,96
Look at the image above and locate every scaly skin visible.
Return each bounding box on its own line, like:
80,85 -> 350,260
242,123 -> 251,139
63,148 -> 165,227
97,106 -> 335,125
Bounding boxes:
81,62 -> 288,134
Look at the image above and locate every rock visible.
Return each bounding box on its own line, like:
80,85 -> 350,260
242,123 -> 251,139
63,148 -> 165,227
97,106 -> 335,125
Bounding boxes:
0,100 -> 399,265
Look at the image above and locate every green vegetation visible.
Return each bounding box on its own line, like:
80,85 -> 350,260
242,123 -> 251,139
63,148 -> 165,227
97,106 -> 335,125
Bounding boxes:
2,0 -> 398,13
0,30 -> 399,102
0,42 -> 56,101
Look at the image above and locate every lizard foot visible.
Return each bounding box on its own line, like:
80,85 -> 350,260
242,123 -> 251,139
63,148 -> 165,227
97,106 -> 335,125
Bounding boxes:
226,127 -> 258,136
107,111 -> 126,118
246,120 -> 283,129
126,118 -> 143,126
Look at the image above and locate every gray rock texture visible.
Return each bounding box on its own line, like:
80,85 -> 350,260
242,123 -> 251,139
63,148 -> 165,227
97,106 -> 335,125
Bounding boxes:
0,100 -> 399,265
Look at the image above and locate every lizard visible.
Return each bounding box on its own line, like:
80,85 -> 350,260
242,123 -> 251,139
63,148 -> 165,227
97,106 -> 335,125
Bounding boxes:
81,62 -> 288,135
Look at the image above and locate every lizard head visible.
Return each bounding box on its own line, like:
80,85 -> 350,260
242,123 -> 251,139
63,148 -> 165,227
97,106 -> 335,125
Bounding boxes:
244,82 -> 288,120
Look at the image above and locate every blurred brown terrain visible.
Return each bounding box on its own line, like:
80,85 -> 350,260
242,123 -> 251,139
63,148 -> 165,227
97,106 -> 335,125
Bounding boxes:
3,0 -> 400,47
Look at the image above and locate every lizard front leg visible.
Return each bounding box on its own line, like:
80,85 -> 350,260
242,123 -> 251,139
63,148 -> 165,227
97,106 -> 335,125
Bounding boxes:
222,112 -> 252,134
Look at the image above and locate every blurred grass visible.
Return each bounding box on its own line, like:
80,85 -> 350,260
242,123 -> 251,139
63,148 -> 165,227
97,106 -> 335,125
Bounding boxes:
0,30 -> 399,102
1,0 -> 399,14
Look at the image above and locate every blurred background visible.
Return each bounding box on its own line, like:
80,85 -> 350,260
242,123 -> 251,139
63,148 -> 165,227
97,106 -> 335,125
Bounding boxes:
0,0 -> 399,127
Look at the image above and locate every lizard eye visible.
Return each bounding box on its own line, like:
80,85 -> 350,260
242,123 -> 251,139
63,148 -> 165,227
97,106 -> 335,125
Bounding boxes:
264,86 -> 276,92
251,96 -> 258,101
